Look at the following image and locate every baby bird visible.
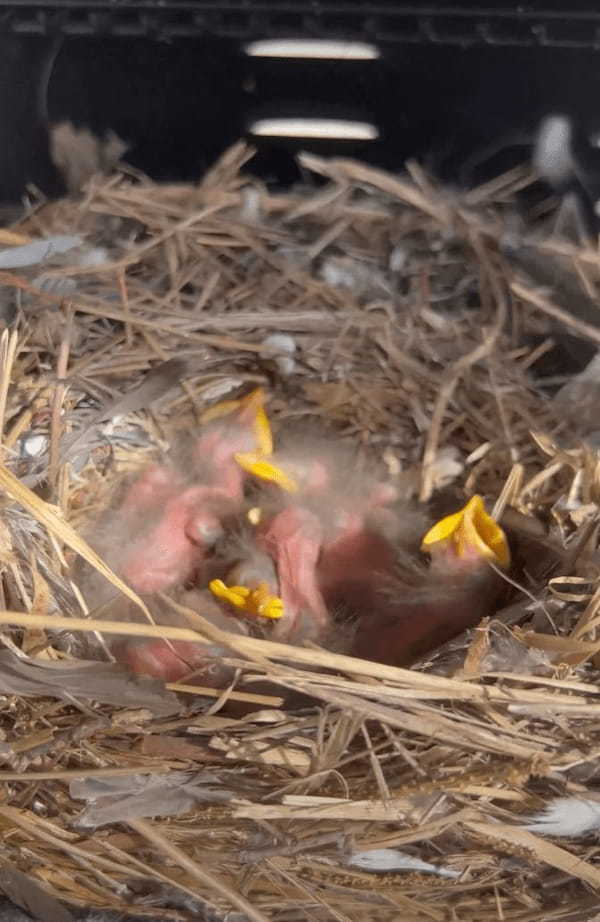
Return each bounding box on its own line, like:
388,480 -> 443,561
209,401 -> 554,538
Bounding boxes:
233,439 -> 407,639
110,589 -> 250,684
84,393 -> 511,689
350,495 -> 510,666
257,504 -> 330,642
109,388 -> 272,595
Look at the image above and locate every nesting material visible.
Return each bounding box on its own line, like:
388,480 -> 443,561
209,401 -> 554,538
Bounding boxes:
1,143 -> 600,921
49,122 -> 129,197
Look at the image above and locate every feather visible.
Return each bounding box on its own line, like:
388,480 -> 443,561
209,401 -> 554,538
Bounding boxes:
533,114 -> 576,190
349,848 -> 460,878
525,797 -> 600,837
533,113 -> 600,241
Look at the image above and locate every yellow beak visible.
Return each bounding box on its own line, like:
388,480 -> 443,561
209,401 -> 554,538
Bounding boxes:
200,387 -> 274,456
234,453 -> 299,494
209,578 -> 284,620
421,495 -> 510,569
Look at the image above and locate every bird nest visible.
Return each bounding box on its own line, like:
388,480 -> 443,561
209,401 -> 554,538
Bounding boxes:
0,143 -> 600,922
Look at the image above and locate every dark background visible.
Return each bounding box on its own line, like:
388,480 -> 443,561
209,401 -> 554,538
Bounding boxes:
44,37 -> 600,186
2,0 -> 600,202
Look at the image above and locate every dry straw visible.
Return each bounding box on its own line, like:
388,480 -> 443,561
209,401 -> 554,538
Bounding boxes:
0,143 -> 598,920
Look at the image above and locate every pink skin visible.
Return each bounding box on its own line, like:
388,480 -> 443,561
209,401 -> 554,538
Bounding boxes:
317,527 -> 398,615
251,462 -> 399,639
116,414 -> 263,594
104,403 -> 273,683
120,484 -> 232,594
193,402 -> 269,499
350,562 -> 503,667
258,505 -> 330,642
297,460 -> 330,494
113,634 -> 244,684
112,592 -> 249,684
284,469 -> 399,614
193,429 -> 246,499
113,638 -> 219,683
117,465 -> 207,593
120,464 -> 182,517
316,492 -> 399,613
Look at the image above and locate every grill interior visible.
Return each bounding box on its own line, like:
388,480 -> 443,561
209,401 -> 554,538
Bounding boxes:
0,2 -> 599,200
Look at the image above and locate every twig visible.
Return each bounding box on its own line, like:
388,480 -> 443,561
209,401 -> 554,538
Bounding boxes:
129,817 -> 271,922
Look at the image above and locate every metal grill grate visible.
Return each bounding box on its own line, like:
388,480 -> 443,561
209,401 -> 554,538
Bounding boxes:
1,2 -> 600,48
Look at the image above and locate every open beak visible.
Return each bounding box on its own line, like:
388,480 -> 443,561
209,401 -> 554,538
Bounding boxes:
209,577 -> 284,621
234,455 -> 299,493
200,387 -> 274,456
350,496 -> 511,668
421,494 -> 510,570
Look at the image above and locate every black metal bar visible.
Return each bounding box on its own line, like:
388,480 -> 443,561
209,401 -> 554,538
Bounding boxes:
0,1 -> 598,48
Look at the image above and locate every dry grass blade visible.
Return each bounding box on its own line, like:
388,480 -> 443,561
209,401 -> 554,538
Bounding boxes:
419,291 -> 506,501
0,145 -> 598,921
512,280 -> 600,346
128,817 -> 271,922
0,609 -> 557,699
298,152 -> 450,220
0,328 -> 19,461
463,820 -> 600,889
0,466 -> 150,619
